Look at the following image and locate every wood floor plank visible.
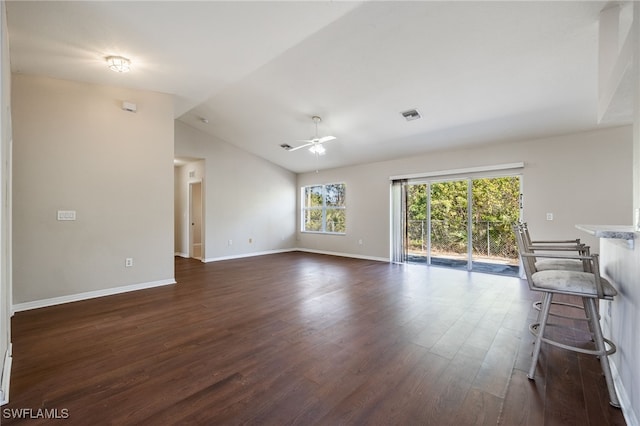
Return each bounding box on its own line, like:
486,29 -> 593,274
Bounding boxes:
412,347 -> 487,424
498,369 -> 546,426
315,342 -> 431,425
356,351 -> 451,425
473,327 -> 520,399
3,253 -> 627,425
578,353 -> 627,426
454,388 -> 504,426
543,345 -> 590,426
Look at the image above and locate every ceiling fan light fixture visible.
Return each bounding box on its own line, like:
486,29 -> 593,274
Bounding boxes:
309,144 -> 326,155
106,56 -> 131,73
282,115 -> 335,154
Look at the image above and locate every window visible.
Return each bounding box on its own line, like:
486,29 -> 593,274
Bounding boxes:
302,183 -> 346,234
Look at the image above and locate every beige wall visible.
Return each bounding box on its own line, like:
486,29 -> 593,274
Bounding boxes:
12,75 -> 175,304
297,125 -> 633,259
174,120 -> 297,260
0,0 -> 11,404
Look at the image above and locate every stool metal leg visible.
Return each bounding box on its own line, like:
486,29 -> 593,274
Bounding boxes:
582,297 -> 595,340
528,292 -> 553,380
585,298 -> 620,408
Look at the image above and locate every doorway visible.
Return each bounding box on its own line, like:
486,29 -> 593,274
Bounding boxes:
189,181 -> 203,260
401,175 -> 521,276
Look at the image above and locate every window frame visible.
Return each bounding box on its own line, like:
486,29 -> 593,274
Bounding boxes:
301,182 -> 346,235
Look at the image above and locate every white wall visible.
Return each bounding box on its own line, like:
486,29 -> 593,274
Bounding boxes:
12,75 -> 175,305
174,120 -> 297,261
600,239 -> 639,424
297,126 -> 633,259
597,4 -> 640,424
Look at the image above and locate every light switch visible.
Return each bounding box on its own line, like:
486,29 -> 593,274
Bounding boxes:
546,213 -> 553,221
57,210 -> 76,221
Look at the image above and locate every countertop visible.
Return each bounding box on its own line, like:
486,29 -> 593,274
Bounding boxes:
575,224 -> 636,248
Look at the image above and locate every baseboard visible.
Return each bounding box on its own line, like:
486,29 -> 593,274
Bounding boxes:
610,358 -> 639,426
0,343 -> 12,405
11,279 -> 176,313
174,252 -> 189,258
295,248 -> 389,263
203,248 -> 296,263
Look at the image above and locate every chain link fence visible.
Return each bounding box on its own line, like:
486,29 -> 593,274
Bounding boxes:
407,220 -> 518,262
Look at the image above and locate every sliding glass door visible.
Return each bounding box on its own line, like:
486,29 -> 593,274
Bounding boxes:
406,183 -> 427,263
396,175 -> 520,276
470,177 -> 521,275
430,180 -> 469,270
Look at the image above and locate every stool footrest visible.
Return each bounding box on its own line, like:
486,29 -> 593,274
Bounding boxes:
533,300 -> 589,322
529,322 -> 616,356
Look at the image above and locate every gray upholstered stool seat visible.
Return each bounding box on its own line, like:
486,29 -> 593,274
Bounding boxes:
532,270 -> 617,298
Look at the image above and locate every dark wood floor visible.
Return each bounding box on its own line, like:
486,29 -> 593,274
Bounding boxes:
4,252 -> 626,425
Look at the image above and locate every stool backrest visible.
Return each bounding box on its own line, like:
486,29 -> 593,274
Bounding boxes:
513,223 -> 537,289
518,222 -> 591,272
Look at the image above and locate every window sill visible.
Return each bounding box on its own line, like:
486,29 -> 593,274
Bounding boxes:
301,231 -> 346,236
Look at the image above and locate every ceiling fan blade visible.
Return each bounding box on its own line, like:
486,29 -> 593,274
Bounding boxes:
317,135 -> 336,144
287,142 -> 314,152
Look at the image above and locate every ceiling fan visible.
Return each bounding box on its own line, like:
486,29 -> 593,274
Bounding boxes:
281,116 -> 336,155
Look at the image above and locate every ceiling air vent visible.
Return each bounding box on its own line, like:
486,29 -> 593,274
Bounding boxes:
401,109 -> 421,121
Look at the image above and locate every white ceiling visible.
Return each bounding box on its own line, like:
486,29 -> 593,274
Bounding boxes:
6,1 -> 631,173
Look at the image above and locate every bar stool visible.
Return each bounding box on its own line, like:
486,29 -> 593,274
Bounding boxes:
515,223 -> 592,320
514,225 -> 620,408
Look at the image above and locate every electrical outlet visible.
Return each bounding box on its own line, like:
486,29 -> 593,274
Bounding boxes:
228,239 -> 233,246
249,238 -> 253,244
358,239 -> 363,245
57,210 -> 76,221
546,213 -> 553,221
125,258 -> 133,267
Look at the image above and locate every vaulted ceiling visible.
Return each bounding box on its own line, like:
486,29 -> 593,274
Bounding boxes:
6,1 -> 631,173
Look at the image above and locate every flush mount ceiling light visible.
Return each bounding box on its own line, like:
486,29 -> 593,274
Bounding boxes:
106,56 -> 131,73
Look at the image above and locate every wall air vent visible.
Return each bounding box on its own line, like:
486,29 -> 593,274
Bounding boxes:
401,109 -> 421,121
